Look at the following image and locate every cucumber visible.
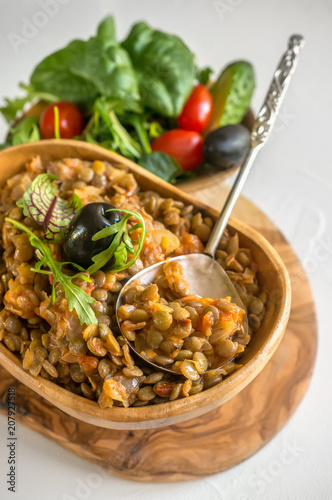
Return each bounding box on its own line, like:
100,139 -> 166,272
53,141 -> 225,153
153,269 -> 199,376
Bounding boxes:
205,61 -> 255,134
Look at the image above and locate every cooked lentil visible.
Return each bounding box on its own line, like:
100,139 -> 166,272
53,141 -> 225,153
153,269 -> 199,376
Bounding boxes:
0,156 -> 266,408
118,260 -> 246,378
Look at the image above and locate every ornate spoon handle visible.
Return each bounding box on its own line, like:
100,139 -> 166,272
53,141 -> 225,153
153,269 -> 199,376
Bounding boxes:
205,34 -> 305,258
251,34 -> 305,148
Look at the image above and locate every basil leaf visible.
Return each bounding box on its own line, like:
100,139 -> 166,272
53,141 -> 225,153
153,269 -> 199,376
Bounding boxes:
18,173 -> 82,240
139,152 -> 180,182
5,218 -> 97,326
122,22 -> 196,117
30,16 -> 142,111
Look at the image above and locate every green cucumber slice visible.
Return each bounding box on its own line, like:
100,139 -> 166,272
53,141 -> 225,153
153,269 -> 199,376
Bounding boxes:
206,61 -> 255,133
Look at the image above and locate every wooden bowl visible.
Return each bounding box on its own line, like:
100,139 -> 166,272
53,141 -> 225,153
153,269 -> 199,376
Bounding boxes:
0,140 -> 291,430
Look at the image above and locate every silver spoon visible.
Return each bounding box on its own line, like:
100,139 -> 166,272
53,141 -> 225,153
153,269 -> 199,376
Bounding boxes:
116,34 -> 305,373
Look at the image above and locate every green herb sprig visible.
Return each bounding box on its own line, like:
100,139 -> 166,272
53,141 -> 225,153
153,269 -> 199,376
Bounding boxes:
87,208 -> 146,275
5,218 -> 98,326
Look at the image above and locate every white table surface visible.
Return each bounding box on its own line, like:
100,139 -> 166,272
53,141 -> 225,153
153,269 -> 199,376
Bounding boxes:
0,0 -> 331,499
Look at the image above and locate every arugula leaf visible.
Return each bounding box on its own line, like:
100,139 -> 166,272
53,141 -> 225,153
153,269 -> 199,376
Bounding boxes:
30,16 -> 142,111
0,96 -> 33,123
148,120 -> 164,140
5,218 -> 97,326
17,173 -> 82,241
122,21 -> 196,117
88,208 -> 146,275
197,67 -> 214,85
0,84 -> 59,123
112,241 -> 128,269
122,113 -> 152,154
123,229 -> 135,253
85,98 -> 142,159
139,152 -> 180,182
7,116 -> 40,146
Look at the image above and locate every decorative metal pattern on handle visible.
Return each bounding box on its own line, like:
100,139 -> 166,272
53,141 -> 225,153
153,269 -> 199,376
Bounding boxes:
251,34 -> 305,148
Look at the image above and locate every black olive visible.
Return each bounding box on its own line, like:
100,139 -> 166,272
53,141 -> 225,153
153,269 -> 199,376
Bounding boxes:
63,203 -> 122,268
202,124 -> 251,170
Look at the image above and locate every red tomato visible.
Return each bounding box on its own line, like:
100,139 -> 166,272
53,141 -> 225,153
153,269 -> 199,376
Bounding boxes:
177,84 -> 213,133
40,101 -> 84,139
151,130 -> 204,171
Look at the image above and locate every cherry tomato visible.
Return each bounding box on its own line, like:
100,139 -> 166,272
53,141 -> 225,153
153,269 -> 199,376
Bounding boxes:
177,84 -> 213,133
151,130 -> 204,171
40,101 -> 84,139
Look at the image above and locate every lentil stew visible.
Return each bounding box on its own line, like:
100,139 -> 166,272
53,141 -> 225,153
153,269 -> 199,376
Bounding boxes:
0,156 -> 267,408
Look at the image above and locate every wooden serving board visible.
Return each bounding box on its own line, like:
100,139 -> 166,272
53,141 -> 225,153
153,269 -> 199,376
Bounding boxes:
0,187 -> 317,482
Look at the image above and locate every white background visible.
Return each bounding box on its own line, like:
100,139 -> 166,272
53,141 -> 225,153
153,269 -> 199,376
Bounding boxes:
0,0 -> 331,499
